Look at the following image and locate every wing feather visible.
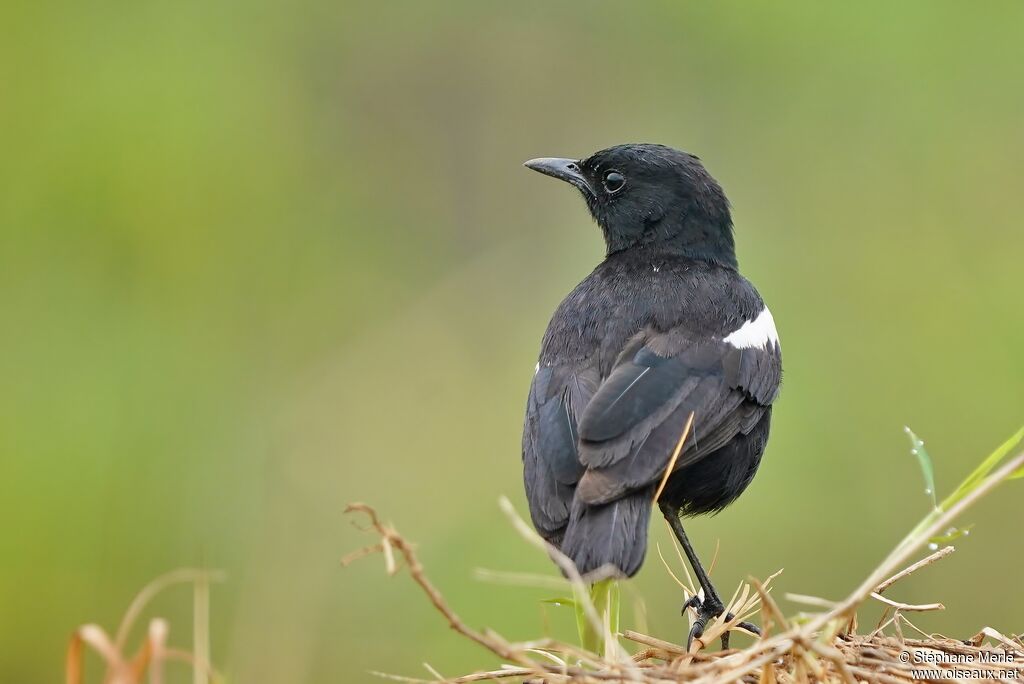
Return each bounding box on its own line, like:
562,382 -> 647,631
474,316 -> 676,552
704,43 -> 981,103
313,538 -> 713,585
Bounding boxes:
522,365 -> 598,541
574,328 -> 780,506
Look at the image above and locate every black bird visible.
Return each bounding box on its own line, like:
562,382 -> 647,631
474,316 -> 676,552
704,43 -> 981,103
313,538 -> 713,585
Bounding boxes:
521,144 -> 782,649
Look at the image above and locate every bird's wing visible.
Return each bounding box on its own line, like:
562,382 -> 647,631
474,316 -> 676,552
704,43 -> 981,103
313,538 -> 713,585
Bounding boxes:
522,363 -> 600,543
574,323 -> 781,505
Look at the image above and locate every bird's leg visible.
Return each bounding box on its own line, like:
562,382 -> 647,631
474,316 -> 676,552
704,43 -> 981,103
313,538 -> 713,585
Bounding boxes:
659,503 -> 761,650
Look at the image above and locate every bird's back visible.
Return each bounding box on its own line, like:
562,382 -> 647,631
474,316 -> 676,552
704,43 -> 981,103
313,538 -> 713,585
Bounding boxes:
539,250 -> 765,373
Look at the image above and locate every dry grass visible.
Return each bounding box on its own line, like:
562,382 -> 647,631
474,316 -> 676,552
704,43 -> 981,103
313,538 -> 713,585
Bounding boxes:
342,445 -> 1024,683
64,434 -> 1022,683
65,568 -> 225,684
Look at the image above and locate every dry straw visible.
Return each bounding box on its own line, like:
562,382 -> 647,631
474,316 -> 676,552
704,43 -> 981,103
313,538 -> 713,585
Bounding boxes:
65,569 -> 225,684
344,431 -> 1024,683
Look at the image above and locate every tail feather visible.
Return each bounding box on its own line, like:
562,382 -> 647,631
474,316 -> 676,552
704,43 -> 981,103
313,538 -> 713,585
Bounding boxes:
560,488 -> 653,579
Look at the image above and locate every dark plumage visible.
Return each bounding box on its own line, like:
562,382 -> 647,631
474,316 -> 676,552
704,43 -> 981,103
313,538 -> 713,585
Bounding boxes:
521,144 -> 782,648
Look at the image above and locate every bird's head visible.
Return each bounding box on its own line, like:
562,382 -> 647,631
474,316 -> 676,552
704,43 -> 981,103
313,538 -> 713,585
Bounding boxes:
524,143 -> 736,266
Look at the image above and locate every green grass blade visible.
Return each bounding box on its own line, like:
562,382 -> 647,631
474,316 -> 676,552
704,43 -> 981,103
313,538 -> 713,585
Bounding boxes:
1009,451 -> 1024,480
606,580 -> 620,652
928,524 -> 973,547
904,426 -> 937,509
940,426 -> 1024,510
572,584 -> 590,653
540,597 -> 575,607
574,579 -> 619,656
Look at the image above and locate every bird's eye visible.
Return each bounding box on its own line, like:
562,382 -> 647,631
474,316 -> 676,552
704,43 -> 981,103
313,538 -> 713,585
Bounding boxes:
603,170 -> 625,194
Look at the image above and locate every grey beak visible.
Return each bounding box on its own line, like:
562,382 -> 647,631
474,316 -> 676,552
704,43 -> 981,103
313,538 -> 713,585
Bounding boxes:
524,157 -> 595,197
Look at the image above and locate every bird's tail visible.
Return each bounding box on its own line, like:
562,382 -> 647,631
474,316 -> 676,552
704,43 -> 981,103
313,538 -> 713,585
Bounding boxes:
561,488 -> 653,579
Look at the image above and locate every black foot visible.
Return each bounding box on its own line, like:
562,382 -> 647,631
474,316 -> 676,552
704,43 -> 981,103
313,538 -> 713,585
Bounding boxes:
682,594 -> 761,650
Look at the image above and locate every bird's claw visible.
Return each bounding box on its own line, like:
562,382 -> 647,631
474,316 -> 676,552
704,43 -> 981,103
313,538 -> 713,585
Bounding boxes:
687,619 -> 706,650
736,620 -> 761,636
681,594 -> 703,614
682,594 -> 760,651
682,593 -> 723,650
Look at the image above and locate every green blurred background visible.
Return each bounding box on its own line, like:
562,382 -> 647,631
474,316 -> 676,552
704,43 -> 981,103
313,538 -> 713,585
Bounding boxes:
3,1 -> 1023,681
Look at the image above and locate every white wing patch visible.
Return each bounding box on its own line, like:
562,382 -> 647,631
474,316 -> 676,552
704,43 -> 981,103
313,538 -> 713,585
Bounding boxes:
723,307 -> 780,350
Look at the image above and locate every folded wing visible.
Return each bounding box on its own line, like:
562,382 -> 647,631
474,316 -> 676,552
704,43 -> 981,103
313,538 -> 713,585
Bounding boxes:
522,364 -> 599,543
575,323 -> 781,506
